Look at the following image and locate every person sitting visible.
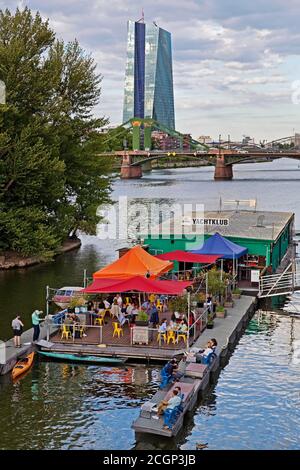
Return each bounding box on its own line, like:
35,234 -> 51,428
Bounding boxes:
196,339 -> 218,363
158,318 -> 168,334
98,300 -> 105,313
117,310 -> 127,327
126,302 -> 134,323
178,320 -> 188,333
87,300 -> 94,312
157,388 -> 182,416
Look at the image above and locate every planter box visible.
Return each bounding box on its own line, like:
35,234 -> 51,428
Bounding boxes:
216,309 -> 227,318
132,326 -> 149,344
206,323 -> 214,329
224,301 -> 234,308
232,293 -> 241,299
135,320 -> 148,327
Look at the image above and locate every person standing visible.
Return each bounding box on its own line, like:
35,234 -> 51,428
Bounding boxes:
148,303 -> 159,341
32,310 -> 43,342
11,315 -> 24,348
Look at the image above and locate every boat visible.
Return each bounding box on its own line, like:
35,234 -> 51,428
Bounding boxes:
12,352 -> 35,380
38,351 -> 126,364
52,286 -> 83,309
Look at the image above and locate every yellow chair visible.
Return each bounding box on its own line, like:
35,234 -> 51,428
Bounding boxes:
112,322 -> 123,338
156,300 -> 163,312
74,324 -> 85,338
94,317 -> 103,326
156,332 -> 167,343
167,330 -> 176,345
61,324 -> 72,340
176,333 -> 187,344
125,296 -> 130,306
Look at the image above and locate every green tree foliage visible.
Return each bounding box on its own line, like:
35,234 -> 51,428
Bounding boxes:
0,7 -> 112,258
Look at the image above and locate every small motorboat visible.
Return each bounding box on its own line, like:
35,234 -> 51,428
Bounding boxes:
12,352 -> 35,380
52,286 -> 83,309
38,351 -> 126,365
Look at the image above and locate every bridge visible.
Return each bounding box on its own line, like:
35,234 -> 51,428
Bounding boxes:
98,118 -> 300,179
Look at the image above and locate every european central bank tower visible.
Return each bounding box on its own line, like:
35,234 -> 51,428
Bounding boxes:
123,20 -> 175,130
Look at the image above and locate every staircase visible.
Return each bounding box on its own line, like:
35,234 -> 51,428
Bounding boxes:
258,260 -> 300,298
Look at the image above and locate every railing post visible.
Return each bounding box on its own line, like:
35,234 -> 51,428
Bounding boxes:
46,285 -> 50,342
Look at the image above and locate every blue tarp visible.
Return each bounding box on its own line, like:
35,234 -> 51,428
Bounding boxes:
189,232 -> 248,259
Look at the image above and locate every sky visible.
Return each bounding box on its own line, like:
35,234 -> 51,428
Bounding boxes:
2,0 -> 300,141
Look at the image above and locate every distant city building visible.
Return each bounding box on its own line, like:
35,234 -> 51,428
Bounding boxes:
198,135 -> 212,144
294,133 -> 300,148
242,135 -> 254,145
123,19 -> 175,129
152,131 -> 191,151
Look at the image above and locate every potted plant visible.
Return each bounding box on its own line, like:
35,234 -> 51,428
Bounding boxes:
224,294 -> 234,308
68,296 -> 87,313
135,310 -> 149,326
216,305 -> 227,318
206,311 -> 214,329
232,287 -> 241,299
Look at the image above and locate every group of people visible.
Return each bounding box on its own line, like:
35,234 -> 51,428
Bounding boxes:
11,309 -> 43,348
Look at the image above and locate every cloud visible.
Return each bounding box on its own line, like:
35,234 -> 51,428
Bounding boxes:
1,0 -> 300,140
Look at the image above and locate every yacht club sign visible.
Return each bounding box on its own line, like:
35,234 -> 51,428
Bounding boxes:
182,216 -> 229,226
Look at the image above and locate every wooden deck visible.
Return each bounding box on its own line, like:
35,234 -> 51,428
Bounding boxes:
45,312 -> 202,361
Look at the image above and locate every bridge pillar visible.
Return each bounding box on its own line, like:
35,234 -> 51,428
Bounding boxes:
214,153 -> 233,180
120,152 -> 142,179
141,160 -> 152,172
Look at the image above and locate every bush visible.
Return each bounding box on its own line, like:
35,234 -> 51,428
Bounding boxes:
216,305 -> 225,312
233,288 -> 241,294
136,310 -> 148,322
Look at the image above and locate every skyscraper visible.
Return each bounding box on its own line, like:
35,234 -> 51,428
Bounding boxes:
123,19 -> 175,130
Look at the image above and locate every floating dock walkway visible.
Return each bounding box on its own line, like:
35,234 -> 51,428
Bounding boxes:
0,323 -> 51,375
132,295 -> 257,438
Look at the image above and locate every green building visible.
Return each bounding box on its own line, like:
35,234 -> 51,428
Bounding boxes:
143,210 -> 295,283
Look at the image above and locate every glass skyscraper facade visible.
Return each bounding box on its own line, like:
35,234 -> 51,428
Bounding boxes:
123,20 -> 175,130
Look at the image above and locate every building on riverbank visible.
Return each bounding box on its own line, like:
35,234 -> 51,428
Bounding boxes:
143,210 -> 295,287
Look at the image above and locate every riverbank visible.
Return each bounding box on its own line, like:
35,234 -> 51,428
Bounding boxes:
0,238 -> 82,270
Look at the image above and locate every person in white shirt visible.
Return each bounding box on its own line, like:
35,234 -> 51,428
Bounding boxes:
103,299 -> 110,309
11,315 -> 24,348
110,299 -> 121,319
116,294 -> 123,307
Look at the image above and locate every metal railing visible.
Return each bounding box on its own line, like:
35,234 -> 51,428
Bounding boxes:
44,308 -> 209,350
258,261 -> 300,298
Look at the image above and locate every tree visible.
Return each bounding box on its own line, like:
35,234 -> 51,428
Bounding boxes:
0,7 -> 112,258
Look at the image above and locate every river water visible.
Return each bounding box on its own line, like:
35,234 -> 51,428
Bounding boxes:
0,158 -> 300,449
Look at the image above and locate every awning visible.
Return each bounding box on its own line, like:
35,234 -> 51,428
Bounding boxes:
82,276 -> 192,295
156,250 -> 220,264
93,245 -> 173,279
189,232 -> 248,259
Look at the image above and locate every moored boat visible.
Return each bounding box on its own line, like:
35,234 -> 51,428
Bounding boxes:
52,286 -> 83,309
38,351 -> 126,364
12,352 -> 35,380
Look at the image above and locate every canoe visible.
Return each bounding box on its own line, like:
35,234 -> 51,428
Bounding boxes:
38,351 -> 125,364
12,352 -> 35,380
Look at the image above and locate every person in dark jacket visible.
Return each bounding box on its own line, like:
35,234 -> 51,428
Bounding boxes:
148,303 -> 159,340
